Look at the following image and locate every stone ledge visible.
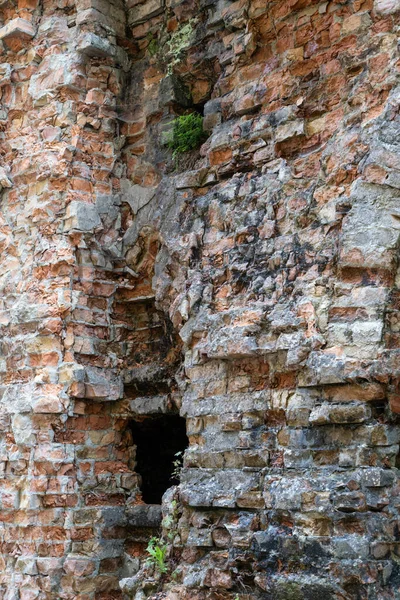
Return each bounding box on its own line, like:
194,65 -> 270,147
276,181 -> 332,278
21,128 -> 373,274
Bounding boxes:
0,18 -> 35,43
126,505 -> 162,528
128,0 -> 164,26
76,8 -> 125,37
76,32 -> 130,71
68,365 -> 123,401
375,0 -> 400,14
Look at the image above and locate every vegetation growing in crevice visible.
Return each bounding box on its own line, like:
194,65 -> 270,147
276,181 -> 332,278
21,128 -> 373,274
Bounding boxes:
146,33 -> 159,57
146,537 -> 168,574
167,112 -> 206,159
171,450 -> 184,482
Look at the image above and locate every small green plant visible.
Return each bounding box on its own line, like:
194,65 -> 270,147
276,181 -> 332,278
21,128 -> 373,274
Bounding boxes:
146,536 -> 168,574
171,450 -> 184,481
147,33 -> 159,57
167,113 -> 205,158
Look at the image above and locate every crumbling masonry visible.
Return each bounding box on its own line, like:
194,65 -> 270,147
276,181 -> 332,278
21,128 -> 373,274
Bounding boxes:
1,0 -> 400,598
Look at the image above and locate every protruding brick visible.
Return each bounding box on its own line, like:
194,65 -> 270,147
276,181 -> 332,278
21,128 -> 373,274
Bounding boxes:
0,18 -> 35,48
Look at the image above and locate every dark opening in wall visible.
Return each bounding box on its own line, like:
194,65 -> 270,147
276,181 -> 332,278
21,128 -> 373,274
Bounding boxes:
130,415 -> 188,504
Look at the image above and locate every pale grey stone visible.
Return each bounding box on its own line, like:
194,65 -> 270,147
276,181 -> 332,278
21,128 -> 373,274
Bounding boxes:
0,63 -> 11,87
0,18 -> 35,41
15,558 -> 38,575
83,366 -> 123,401
375,0 -> 400,14
275,119 -> 305,142
1,383 -> 35,414
333,536 -> 369,559
12,414 -> 35,446
180,469 -> 260,508
187,528 -> 213,547
64,201 -> 102,232
129,395 -> 168,414
121,181 -> 156,215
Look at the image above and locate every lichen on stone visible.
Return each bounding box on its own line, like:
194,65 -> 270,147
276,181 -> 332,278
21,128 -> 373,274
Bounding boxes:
165,19 -> 197,73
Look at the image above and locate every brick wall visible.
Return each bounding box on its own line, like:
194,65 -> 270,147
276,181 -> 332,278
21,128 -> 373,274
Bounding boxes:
0,0 -> 400,599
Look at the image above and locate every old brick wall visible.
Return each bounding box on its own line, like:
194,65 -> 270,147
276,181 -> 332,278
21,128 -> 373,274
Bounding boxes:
1,0 -> 400,599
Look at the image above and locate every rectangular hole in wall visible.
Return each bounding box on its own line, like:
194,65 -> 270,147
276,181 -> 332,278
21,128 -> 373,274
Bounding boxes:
130,414 -> 188,505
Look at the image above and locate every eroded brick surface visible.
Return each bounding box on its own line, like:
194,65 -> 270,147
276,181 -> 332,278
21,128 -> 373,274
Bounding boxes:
1,0 -> 400,599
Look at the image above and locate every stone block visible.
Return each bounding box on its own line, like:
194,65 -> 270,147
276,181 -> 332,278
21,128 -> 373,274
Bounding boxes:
32,396 -> 64,413
0,63 -> 11,87
15,557 -> 38,575
333,286 -> 388,308
11,414 -> 35,446
28,54 -> 86,105
64,201 -> 102,232
36,558 -> 63,576
128,0 -> 164,26
284,449 -> 313,468
76,32 -> 130,70
275,119 -> 305,142
352,321 -> 383,345
334,492 -> 366,512
342,12 -> 371,34
329,403 -> 370,424
83,367 -> 123,401
187,528 -> 213,547
127,505 -> 162,527
76,0 -> 126,23
0,167 -> 12,191
204,568 -> 232,589
309,404 -> 330,425
0,18 -> 35,47
333,536 -> 369,559
389,393 -> 400,414
159,74 -> 192,108
120,181 -> 156,214
372,542 -> 392,559
129,394 -> 168,413
1,383 -> 35,414
175,168 -> 217,190
63,557 -> 96,576
76,8 -> 125,36
180,469 -> 259,508
236,491 -> 265,508
375,0 -> 400,14
340,182 -> 400,269
361,468 -> 395,488
270,479 -> 302,510
205,327 -> 258,359
76,31 -> 115,58
203,98 -> 222,132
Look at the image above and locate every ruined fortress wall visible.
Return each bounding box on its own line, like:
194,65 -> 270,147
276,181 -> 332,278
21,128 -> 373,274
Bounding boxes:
1,0 -> 400,599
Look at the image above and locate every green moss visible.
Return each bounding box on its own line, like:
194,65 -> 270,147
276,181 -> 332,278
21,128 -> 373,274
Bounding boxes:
167,113 -> 205,158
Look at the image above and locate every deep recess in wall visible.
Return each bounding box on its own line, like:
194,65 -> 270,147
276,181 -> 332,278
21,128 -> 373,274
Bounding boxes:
130,415 -> 188,504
